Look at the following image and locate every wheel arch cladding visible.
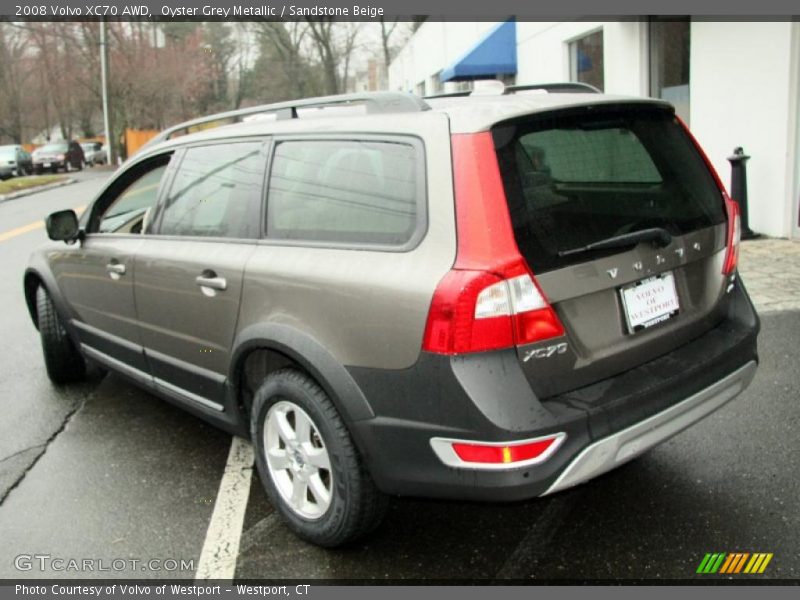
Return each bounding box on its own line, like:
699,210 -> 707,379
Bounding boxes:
230,323 -> 376,427
24,267 -> 79,343
23,270 -> 44,329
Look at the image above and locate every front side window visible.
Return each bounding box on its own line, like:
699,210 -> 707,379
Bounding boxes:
93,156 -> 172,234
569,29 -> 604,91
266,139 -> 420,246
158,142 -> 265,239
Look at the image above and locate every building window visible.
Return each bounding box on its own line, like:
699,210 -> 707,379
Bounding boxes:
569,29 -> 604,91
649,18 -> 691,124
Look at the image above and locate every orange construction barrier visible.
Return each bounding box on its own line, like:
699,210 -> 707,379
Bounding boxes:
125,129 -> 160,157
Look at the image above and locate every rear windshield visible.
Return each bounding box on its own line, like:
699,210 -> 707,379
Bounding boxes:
493,106 -> 726,272
39,143 -> 68,152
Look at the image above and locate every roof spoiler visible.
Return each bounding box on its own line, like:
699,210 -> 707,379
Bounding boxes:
425,81 -> 601,99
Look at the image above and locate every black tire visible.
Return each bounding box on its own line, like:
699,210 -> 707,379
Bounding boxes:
251,368 -> 387,547
36,286 -> 86,384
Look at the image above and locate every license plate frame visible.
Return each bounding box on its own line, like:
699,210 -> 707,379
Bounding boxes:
620,271 -> 680,334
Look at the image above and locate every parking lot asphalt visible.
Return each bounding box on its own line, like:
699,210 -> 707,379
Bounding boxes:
0,172 -> 797,581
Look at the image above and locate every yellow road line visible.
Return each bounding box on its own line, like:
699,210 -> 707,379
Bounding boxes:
0,205 -> 86,243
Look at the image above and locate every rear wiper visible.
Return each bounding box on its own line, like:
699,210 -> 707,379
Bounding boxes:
558,227 -> 672,258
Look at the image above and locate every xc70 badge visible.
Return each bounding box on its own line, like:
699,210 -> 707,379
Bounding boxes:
523,342 -> 568,361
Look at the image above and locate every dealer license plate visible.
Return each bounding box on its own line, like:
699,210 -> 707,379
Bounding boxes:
620,272 -> 680,333
43,162 -> 51,168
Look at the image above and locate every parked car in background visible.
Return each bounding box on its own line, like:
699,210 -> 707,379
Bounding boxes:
0,145 -> 33,179
81,142 -> 107,166
32,141 -> 85,174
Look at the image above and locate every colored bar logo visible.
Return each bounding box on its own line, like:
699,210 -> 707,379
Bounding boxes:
697,552 -> 773,574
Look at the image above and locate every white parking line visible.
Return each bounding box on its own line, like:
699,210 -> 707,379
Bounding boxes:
195,436 -> 255,580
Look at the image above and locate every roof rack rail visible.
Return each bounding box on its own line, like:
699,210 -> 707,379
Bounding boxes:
506,82 -> 601,94
141,92 -> 431,152
423,91 -> 472,99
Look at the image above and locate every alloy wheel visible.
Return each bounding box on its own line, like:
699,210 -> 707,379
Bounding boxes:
264,400 -> 333,520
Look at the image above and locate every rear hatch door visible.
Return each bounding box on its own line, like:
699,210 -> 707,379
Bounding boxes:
492,102 -> 730,398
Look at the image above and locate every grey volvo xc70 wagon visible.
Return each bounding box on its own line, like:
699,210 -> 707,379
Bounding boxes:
25,85 -> 759,547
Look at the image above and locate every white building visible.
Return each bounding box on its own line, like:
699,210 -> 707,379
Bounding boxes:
389,20 -> 800,239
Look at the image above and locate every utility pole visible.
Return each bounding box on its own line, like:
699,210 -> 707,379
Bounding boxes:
100,19 -> 113,165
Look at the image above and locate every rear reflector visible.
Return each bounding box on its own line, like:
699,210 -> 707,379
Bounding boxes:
430,433 -> 566,469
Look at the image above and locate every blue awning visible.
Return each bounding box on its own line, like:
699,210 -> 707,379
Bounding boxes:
440,19 -> 517,83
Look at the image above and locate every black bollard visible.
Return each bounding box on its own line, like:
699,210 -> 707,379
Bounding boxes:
727,147 -> 760,239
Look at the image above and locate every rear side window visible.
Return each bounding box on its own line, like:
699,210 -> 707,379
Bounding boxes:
494,107 -> 726,272
266,139 -> 420,246
158,142 -> 265,239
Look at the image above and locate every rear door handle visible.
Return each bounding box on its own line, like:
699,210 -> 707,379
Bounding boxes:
106,261 -> 126,280
195,273 -> 227,292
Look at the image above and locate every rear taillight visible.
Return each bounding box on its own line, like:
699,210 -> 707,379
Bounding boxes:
452,436 -> 563,465
423,265 -> 564,354
723,195 -> 741,275
675,117 -> 740,276
421,132 -> 564,355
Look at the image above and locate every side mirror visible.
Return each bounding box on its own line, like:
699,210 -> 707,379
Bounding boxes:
45,209 -> 81,242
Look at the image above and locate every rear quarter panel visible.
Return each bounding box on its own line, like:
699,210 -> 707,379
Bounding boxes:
237,112 -> 456,370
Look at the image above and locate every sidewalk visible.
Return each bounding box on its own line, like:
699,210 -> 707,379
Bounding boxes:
738,238 -> 800,313
0,177 -> 75,204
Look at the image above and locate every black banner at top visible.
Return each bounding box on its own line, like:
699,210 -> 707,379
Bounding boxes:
1,0 -> 800,20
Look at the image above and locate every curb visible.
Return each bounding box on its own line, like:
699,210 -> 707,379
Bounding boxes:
0,178 -> 77,204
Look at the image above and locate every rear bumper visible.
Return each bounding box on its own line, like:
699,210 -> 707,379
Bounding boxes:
347,279 -> 759,501
544,360 -> 757,495
33,161 -> 63,170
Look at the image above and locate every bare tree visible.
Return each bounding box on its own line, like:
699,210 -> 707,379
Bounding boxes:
339,22 -> 362,93
304,20 -> 363,95
200,22 -> 236,112
0,20 -> 379,147
229,23 -> 255,109
252,22 -> 310,99
378,18 -> 399,70
0,23 -> 27,142
305,19 -> 340,95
